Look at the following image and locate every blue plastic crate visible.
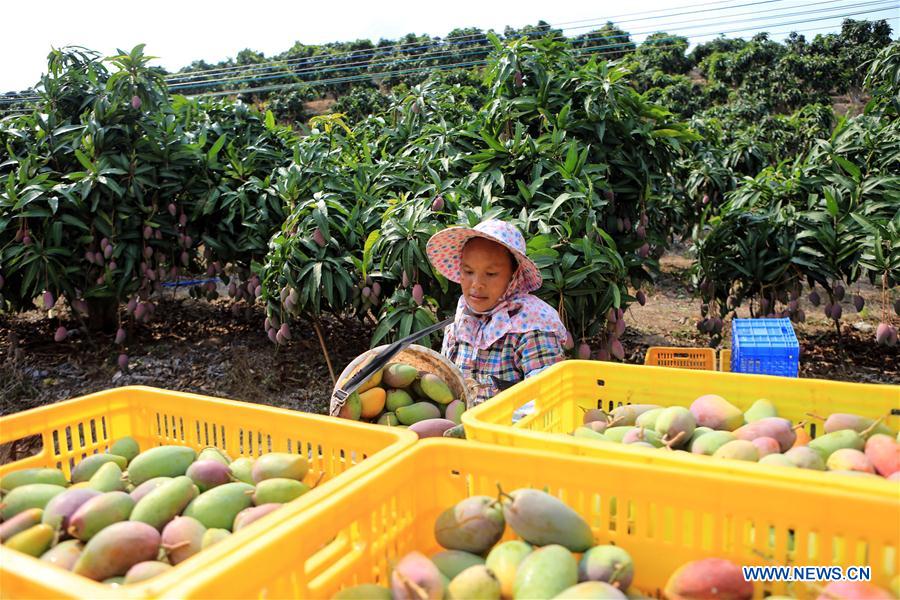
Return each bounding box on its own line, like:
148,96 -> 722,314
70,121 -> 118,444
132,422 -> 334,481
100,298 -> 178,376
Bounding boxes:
731,318 -> 800,377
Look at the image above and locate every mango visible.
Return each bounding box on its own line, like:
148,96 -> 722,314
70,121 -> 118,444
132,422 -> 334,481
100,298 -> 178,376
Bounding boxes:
0,468 -> 67,492
865,434 -> 899,477
252,453 -> 309,483
183,482 -> 254,530
816,581 -> 894,599
73,521 -> 161,581
784,446 -> 826,470
332,584 -> 393,599
378,412 -> 401,427
338,392 -> 362,420
502,488 -> 593,552
421,373 -> 454,405
356,363 -> 384,394
131,475 -> 198,530
69,491 -> 135,541
201,528 -> 231,549
759,454 -> 796,468
609,404 -> 660,426
578,545 -> 634,589
622,427 -> 664,447
687,427 -> 714,447
161,516 -> 206,564
554,582 -> 627,599
712,440 -> 759,462
410,379 -> 427,400
386,389 -> 415,412
435,495 -> 505,554
826,448 -> 875,473
486,540 -> 532,599
586,420 -> 611,434
513,544 -> 578,600
410,418 -> 457,438
634,408 -> 664,429
583,409 -> 608,425
823,413 -> 892,436
605,426 -> 635,443
5,523 -> 55,557
751,437 -> 781,458
691,431 -> 736,456
234,503 -> 282,531
448,565 -> 501,600
391,551 -> 444,600
689,395 -> 744,431
655,406 -> 696,447
444,400 -> 466,425
126,446 -> 196,485
444,424 -> 467,439
88,461 -> 127,492
109,437 -> 141,463
72,454 -> 128,483
1,508 -> 44,542
228,458 -> 255,484
743,398 -> 777,423
0,483 -> 66,520
42,488 -> 102,533
130,477 -> 173,503
253,478 -> 310,504
104,577 -> 125,586
793,427 -> 812,447
124,560 -> 172,584
808,429 -> 865,460
197,447 -> 232,466
431,550 -> 485,580
186,460 -> 231,492
359,387 -> 387,419
41,539 -> 84,570
383,363 -> 418,388
574,427 -> 609,442
734,417 -> 796,452
664,558 -> 753,600
397,402 -> 442,425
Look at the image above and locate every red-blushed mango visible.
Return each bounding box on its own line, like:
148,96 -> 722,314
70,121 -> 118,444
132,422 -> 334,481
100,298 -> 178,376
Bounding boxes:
42,488 -> 102,533
751,437 -> 781,458
186,460 -> 231,492
513,544 -> 578,600
337,392 -> 362,420
823,413 -> 892,436
40,539 -> 84,570
5,523 -> 55,557
72,454 -> 128,483
410,418 -> 457,439
0,483 -> 67,520
734,417 -> 796,452
430,550 -> 485,580
664,558 -> 753,600
486,540 -> 532,599
1,508 -> 44,542
826,448 -> 875,473
126,446 -> 196,485
690,395 -> 744,431
434,496 -> 505,554
390,551 -> 444,600
447,565 -> 501,600
712,440 -> 759,462
73,521 -> 161,581
554,582 -> 627,599
359,387 -> 387,420
161,516 -> 206,565
0,468 -> 67,492
69,491 -> 135,541
251,453 -> 309,484
383,363 -> 418,388
124,561 -> 172,584
759,454 -> 797,468
444,400 -> 465,425
864,434 -> 899,477
502,488 -> 593,552
234,503 -> 282,531
583,409 -> 608,425
622,427 -> 664,447
197,447 -> 232,466
816,581 -> 893,599
784,446 -> 826,470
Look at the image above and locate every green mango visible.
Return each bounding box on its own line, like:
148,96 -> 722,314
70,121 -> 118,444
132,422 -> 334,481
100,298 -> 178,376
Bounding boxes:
605,426 -> 634,443
0,483 -> 67,520
68,491 -> 135,541
431,550 -> 486,580
486,540 -> 532,599
183,482 -> 253,530
654,406 -> 696,447
251,453 -> 309,483
784,446 -> 827,470
0,468 -> 67,492
72,454 -> 128,483
382,363 -> 418,388
690,431 -> 737,456
88,461 -> 127,492
808,429 -> 865,461
513,544 -> 578,600
130,476 -> 198,531
759,454 -> 797,468
1,508 -> 45,542
687,427 -> 714,447
501,488 -> 593,552
573,427 -> 609,441
126,446 -> 196,486
434,496 -> 505,554
252,478 -> 310,504
744,399 -> 777,423
200,528 -> 231,549
124,560 -> 172,584
109,437 -> 141,463
420,373 -> 454,405
448,565 -> 501,600
228,457 -> 255,485
386,389 -> 414,412
635,408 -> 665,430
5,523 -> 55,557
332,585 -> 393,599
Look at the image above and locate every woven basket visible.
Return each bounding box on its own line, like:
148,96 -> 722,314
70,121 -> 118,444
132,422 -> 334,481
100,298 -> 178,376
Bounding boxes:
330,344 -> 474,415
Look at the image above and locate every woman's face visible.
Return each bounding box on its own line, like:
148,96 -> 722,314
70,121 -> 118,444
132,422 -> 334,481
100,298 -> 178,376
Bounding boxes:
460,238 -> 516,312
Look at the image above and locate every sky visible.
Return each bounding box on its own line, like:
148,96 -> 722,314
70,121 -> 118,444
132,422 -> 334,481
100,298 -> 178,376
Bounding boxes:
1,0 -> 897,92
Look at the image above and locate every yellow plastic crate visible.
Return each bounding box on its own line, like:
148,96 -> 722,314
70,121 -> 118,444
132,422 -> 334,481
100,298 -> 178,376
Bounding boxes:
644,346 -> 716,370
0,386 -> 416,599
721,348 -> 732,371
159,439 -> 900,599
463,361 -> 900,496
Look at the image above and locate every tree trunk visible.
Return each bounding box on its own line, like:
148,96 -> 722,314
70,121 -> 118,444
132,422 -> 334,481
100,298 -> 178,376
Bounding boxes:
86,297 -> 118,333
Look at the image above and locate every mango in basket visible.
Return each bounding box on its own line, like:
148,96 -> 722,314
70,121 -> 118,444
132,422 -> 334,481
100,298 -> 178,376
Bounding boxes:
359,387 -> 387,419
383,363 -> 418,388
664,558 -> 753,600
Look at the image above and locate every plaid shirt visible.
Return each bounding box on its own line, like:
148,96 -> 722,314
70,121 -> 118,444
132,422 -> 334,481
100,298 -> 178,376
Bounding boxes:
442,322 -> 565,407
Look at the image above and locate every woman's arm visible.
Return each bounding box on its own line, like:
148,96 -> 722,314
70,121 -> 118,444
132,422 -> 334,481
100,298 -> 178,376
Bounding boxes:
517,330 -> 565,379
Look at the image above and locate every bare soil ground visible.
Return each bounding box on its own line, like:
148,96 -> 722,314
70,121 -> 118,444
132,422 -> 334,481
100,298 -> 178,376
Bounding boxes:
1,250 -> 896,420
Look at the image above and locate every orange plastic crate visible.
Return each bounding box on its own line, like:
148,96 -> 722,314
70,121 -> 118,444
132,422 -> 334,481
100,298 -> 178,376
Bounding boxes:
644,346 -> 716,370
160,440 -> 899,599
721,348 -> 732,372
0,386 -> 416,599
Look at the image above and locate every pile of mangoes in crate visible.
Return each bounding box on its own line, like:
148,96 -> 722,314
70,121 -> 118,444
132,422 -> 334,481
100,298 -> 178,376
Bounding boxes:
332,488 -> 897,599
335,362 -> 466,439
572,395 -> 899,480
0,438 -> 313,586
